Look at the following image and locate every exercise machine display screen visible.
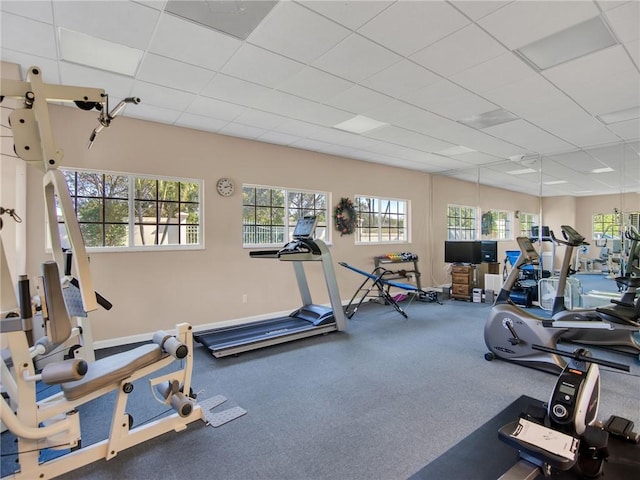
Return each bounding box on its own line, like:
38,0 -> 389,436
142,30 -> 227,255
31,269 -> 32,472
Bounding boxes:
517,237 -> 539,262
293,216 -> 318,239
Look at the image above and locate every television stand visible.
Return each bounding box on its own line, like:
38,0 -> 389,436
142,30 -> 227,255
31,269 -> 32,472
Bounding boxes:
451,264 -> 478,301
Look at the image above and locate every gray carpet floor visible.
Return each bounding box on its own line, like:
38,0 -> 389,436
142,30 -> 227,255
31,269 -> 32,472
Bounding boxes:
3,297 -> 639,480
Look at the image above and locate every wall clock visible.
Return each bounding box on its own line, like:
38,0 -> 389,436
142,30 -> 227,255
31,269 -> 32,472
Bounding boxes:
216,177 -> 235,197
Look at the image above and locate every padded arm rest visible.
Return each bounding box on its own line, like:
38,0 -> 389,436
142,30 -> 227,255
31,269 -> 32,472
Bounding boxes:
152,330 -> 188,359
41,358 -> 87,384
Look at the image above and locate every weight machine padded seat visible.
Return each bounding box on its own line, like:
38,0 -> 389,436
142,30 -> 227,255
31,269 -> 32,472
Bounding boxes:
61,344 -> 163,401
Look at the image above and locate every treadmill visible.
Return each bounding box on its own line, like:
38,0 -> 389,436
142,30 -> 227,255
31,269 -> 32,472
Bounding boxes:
194,216 -> 347,357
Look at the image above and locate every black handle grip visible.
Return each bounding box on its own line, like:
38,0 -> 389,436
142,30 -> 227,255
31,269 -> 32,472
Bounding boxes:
532,344 -> 629,372
69,277 -> 113,310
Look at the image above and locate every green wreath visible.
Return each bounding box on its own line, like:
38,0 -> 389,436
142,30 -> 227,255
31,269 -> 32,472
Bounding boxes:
334,197 -> 357,236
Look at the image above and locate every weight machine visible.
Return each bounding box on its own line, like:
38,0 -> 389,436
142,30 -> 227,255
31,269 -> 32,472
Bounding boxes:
0,67 -> 208,479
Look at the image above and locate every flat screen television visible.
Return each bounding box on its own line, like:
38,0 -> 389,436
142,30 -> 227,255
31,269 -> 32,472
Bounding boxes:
481,241 -> 498,263
444,241 -> 482,264
530,225 -> 550,239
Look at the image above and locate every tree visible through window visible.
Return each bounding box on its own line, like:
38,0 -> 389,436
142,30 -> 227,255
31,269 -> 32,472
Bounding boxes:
242,185 -> 327,246
447,205 -> 477,240
592,212 -> 622,240
519,212 -> 538,237
59,169 -> 201,249
482,209 -> 511,240
355,196 -> 408,243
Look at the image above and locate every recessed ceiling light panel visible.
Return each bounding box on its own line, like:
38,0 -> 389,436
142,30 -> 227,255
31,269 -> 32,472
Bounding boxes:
543,180 -> 568,185
597,106 -> 640,125
458,108 -> 519,129
436,146 -> 475,156
507,168 -> 537,175
59,28 -> 144,76
516,16 -> 617,70
591,167 -> 615,173
333,115 -> 388,134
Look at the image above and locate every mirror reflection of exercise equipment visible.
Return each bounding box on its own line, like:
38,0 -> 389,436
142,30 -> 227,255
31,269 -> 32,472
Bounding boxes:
0,67 -> 218,480
498,345 -> 637,479
194,215 -> 347,358
485,226 -> 640,374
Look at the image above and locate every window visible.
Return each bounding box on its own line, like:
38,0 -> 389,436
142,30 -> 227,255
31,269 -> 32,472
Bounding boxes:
482,209 -> 511,240
592,212 -> 621,241
242,185 -> 328,246
58,169 -> 202,250
355,196 -> 408,243
447,205 -> 477,240
519,212 -> 538,237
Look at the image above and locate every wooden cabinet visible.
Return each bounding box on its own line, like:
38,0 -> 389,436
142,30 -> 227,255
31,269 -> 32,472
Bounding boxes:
451,265 -> 477,301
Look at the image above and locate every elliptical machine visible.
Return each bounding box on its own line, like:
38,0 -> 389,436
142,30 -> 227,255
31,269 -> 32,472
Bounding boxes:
484,229 -> 626,374
498,345 -> 637,479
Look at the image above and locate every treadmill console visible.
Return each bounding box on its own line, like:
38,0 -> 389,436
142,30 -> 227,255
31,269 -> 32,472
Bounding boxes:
516,236 -> 540,263
560,225 -> 587,246
292,216 -> 318,239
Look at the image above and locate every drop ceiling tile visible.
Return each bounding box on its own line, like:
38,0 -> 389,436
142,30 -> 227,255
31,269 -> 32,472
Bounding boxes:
219,122 -> 266,139
277,67 -> 354,103
271,118 -> 325,138
0,52 -> 59,83
478,1 -> 600,50
186,96 -> 247,121
59,62 -> 135,99
483,120 -> 573,154
543,46 -> 635,88
547,150 -> 608,173
606,118 -> 640,140
451,151 -> 503,166
357,1 -> 469,56
312,34 -> 402,83
626,39 -> 640,67
574,74 -> 640,116
360,59 -> 440,99
221,44 -> 305,88
256,131 -> 300,146
296,0 -> 393,30
247,1 -> 350,63
364,125 -> 456,153
130,81 -> 196,111
325,85 -> 394,115
52,1 -> 160,50
365,99 -> 444,133
133,0 -> 167,11
1,13 -> 56,59
529,109 -> 621,147
483,75 -> 576,119
174,112 -> 229,132
450,52 -> 536,95
232,109 -> 287,130
200,74 -> 272,107
1,0 -> 53,23
252,90 -> 352,127
604,1 -> 640,43
449,1 -> 511,21
137,54 -> 215,92
411,24 -> 506,77
403,79 -> 498,120
126,103 -> 183,125
291,138 -> 350,156
148,13 -> 241,71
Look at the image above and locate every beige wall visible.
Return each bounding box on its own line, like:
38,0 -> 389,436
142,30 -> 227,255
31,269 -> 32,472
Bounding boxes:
23,105 -> 435,345
8,101 -> 637,346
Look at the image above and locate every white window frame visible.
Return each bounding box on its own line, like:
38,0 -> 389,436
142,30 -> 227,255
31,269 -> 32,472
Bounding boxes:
354,195 -> 410,244
482,209 -> 512,241
242,184 -> 329,248
447,204 -> 478,240
519,212 -> 538,237
52,167 -> 204,252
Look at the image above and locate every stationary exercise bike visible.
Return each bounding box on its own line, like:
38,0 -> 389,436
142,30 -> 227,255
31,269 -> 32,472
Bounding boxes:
484,227 -> 639,374
498,345 -> 638,479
